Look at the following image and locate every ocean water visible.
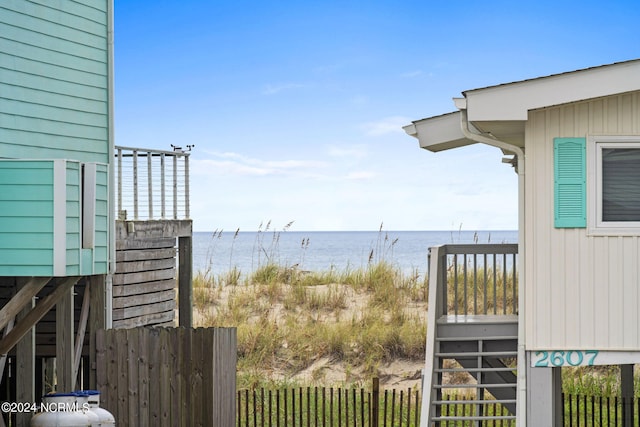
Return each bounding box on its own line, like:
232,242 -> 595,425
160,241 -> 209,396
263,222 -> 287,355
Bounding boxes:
192,230 -> 518,278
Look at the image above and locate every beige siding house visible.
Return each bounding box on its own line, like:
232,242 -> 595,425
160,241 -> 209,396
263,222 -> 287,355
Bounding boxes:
526,92 -> 640,352
405,59 -> 640,426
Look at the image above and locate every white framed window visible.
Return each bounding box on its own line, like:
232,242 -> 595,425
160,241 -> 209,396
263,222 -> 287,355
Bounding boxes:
588,135 -> 640,235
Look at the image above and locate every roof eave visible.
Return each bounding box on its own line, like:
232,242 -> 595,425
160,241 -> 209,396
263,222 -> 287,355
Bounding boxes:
403,111 -> 476,152
404,60 -> 640,152
464,59 -> 640,121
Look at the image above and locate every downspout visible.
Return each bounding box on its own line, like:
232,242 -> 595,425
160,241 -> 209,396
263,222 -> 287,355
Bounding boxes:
459,109 -> 528,427
106,0 -> 115,328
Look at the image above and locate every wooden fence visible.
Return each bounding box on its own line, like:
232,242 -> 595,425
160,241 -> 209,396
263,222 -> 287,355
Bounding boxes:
563,394 -> 639,426
237,385 -> 640,426
237,378 -> 421,427
96,327 -> 236,426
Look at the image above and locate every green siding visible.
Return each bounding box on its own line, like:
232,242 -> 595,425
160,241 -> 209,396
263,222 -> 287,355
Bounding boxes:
66,161 -> 81,274
0,68 -> 106,100
66,251 -> 80,273
0,115 -> 107,141
0,265 -> 52,276
1,97 -> 107,128
554,137 -> 587,228
0,201 -> 53,216
0,3 -> 107,44
0,233 -> 53,249
0,1 -> 113,276
0,160 -> 54,274
81,248 -> 93,275
0,131 -> 106,160
0,184 -> 52,200
0,1 -> 109,163
0,82 -> 105,113
66,200 -> 80,217
0,217 -> 52,233
0,249 -> 52,265
28,0 -> 107,21
92,164 -> 109,273
0,166 -> 52,183
0,158 -> 110,276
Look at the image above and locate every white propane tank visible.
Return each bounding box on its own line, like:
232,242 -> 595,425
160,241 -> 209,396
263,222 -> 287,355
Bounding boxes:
30,393 -> 91,427
76,390 -> 115,426
74,394 -> 99,426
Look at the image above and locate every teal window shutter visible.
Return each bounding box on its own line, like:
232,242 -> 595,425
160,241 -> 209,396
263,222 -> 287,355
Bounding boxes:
554,137 -> 586,228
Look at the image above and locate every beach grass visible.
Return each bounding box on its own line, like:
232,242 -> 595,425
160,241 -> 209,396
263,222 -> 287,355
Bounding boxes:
192,224 -> 633,394
193,258 -> 428,389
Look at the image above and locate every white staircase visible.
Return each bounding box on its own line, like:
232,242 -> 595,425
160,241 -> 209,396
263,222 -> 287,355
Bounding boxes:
421,245 -> 519,426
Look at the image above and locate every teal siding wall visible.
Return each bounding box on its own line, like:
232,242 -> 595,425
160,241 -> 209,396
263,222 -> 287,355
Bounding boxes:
79,162 -> 108,275
0,1 -> 112,276
66,161 -> 81,275
0,159 -> 109,276
0,0 -> 109,163
94,163 -> 109,273
0,160 -> 54,275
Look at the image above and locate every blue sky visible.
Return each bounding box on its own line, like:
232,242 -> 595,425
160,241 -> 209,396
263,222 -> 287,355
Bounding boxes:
114,0 -> 639,232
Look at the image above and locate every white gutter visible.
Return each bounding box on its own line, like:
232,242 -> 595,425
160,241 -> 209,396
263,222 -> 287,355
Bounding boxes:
459,109 -> 524,173
459,109 -> 527,427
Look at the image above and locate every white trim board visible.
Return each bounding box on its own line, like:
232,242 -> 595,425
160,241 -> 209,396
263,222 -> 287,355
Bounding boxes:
53,159 -> 67,276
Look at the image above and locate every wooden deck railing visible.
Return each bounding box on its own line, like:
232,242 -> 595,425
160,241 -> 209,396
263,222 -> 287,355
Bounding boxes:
428,244 -> 519,317
115,145 -> 190,220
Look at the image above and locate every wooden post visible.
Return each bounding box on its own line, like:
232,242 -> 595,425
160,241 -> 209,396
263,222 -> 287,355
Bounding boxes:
56,280 -> 75,392
89,275 -> 109,389
371,377 -> 379,427
73,284 -> 91,388
621,364 -> 634,426
178,236 -> 193,327
15,279 -> 35,427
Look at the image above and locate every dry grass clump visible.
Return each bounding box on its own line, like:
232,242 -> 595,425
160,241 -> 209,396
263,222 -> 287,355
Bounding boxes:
445,265 -> 518,315
194,260 -> 428,389
562,365 -> 640,397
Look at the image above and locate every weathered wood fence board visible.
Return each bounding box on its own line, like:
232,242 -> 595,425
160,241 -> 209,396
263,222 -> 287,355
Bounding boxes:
112,278 -> 175,297
96,327 -> 237,426
113,235 -> 177,328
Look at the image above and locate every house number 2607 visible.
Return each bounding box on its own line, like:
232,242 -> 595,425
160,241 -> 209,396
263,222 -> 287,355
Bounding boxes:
534,350 -> 599,367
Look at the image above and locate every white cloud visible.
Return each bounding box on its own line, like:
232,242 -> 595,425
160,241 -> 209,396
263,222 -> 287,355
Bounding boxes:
400,70 -> 423,78
345,171 -> 375,180
327,145 -> 368,159
193,159 -> 271,176
362,116 -> 412,136
262,83 -> 306,95
192,151 -> 328,178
